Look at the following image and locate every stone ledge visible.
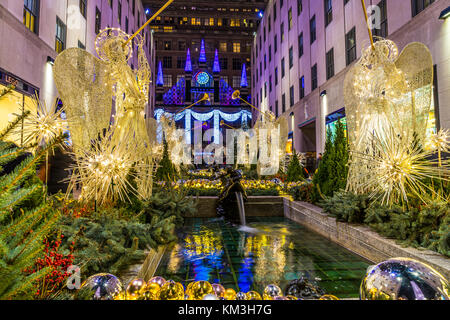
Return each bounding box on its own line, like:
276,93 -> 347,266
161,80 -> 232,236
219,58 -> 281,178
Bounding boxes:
187,196 -> 284,218
284,199 -> 450,280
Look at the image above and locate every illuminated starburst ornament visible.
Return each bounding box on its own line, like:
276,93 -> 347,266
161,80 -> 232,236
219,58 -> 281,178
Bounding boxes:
20,96 -> 67,149
69,140 -> 149,205
356,127 -> 448,206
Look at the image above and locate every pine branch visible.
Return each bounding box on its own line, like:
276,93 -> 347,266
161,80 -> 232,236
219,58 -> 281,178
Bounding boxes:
0,110 -> 31,141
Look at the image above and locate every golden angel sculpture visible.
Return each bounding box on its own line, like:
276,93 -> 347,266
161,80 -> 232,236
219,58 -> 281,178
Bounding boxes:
53,28 -> 161,205
344,39 -> 448,206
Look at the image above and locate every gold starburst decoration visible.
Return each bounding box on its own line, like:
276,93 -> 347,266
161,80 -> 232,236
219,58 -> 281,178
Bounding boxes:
354,127 -> 448,207
68,139 -> 149,206
19,96 -> 67,150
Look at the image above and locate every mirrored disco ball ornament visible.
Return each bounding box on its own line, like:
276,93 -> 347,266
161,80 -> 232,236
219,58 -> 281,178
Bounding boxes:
203,294 -> 219,300
223,288 -> 237,300
148,276 -> 166,287
236,292 -> 247,300
360,257 -> 450,300
212,283 -> 225,298
246,291 -> 262,300
78,273 -> 123,300
126,278 -> 147,300
319,295 -> 339,300
159,280 -> 185,300
143,282 -> 161,300
190,281 -> 214,300
263,284 -> 283,300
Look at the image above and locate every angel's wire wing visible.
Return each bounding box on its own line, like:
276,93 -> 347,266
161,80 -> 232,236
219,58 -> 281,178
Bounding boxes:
53,48 -> 113,152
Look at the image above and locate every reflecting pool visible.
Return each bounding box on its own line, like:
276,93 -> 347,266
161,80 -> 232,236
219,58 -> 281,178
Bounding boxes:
155,217 -> 371,298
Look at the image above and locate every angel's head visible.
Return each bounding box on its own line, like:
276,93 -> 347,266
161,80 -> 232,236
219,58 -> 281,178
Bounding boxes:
95,28 -> 132,63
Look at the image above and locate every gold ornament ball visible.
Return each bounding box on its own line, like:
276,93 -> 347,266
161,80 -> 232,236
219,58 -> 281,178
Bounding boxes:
246,291 -> 262,300
212,283 -> 226,298
319,295 -> 339,300
148,276 -> 166,287
78,273 -> 123,300
263,284 -> 283,300
186,281 -> 195,297
190,281 -> 214,300
126,278 -> 147,300
143,282 -> 161,300
223,288 -> 237,300
159,280 -> 185,300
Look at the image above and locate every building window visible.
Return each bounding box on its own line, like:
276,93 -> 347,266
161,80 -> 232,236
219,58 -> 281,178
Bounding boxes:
132,0 -> 135,16
55,17 -> 66,54
282,94 -> 286,113
311,64 -> 318,91
125,16 -> 128,33
280,0 -> 284,8
324,0 -> 333,27
274,34 -> 278,52
164,41 -> 172,50
275,67 -> 279,85
281,58 -> 285,78
264,82 -> 267,97
78,40 -> 85,49
299,76 -> 305,99
95,7 -> 101,34
264,27 -> 266,42
290,86 -> 295,107
233,76 -> 241,88
178,41 -> 186,51
269,75 -> 273,92
260,88 -> 263,103
231,18 -> 240,27
297,0 -> 303,15
220,76 -> 228,85
275,100 -> 279,117
310,15 -> 316,44
326,48 -> 334,80
163,56 -> 172,68
117,1 -> 122,25
176,56 -> 185,69
233,42 -> 241,53
269,45 -> 272,62
163,75 -> 172,87
23,0 -> 40,34
268,16 -> 271,32
79,0 -> 87,19
232,58 -> 241,70
219,58 -> 228,70
344,0 -> 350,5
412,0 -> 435,17
260,62 -> 262,76
273,3 -> 277,21
373,0 -> 388,39
298,33 -> 304,57
220,42 -> 227,52
346,27 -> 357,65
280,23 -> 285,42
289,46 -> 294,69
288,8 -> 293,30
264,54 -> 267,70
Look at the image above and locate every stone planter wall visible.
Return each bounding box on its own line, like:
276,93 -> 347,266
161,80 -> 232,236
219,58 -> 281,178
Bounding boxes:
284,199 -> 450,279
186,196 -> 284,218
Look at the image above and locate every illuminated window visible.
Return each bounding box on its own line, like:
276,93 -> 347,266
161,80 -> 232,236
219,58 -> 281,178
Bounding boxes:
209,18 -> 214,26
23,0 -> 39,34
217,18 -> 223,26
55,16 -> 66,54
163,75 -> 172,87
288,8 -> 293,30
220,42 -> 227,52
233,42 -> 241,53
230,19 -> 240,27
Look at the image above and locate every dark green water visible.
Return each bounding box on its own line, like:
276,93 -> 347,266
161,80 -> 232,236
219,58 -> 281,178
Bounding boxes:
155,217 -> 371,298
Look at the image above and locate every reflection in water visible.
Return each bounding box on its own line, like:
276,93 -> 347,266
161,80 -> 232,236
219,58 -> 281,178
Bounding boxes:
156,218 -> 370,297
